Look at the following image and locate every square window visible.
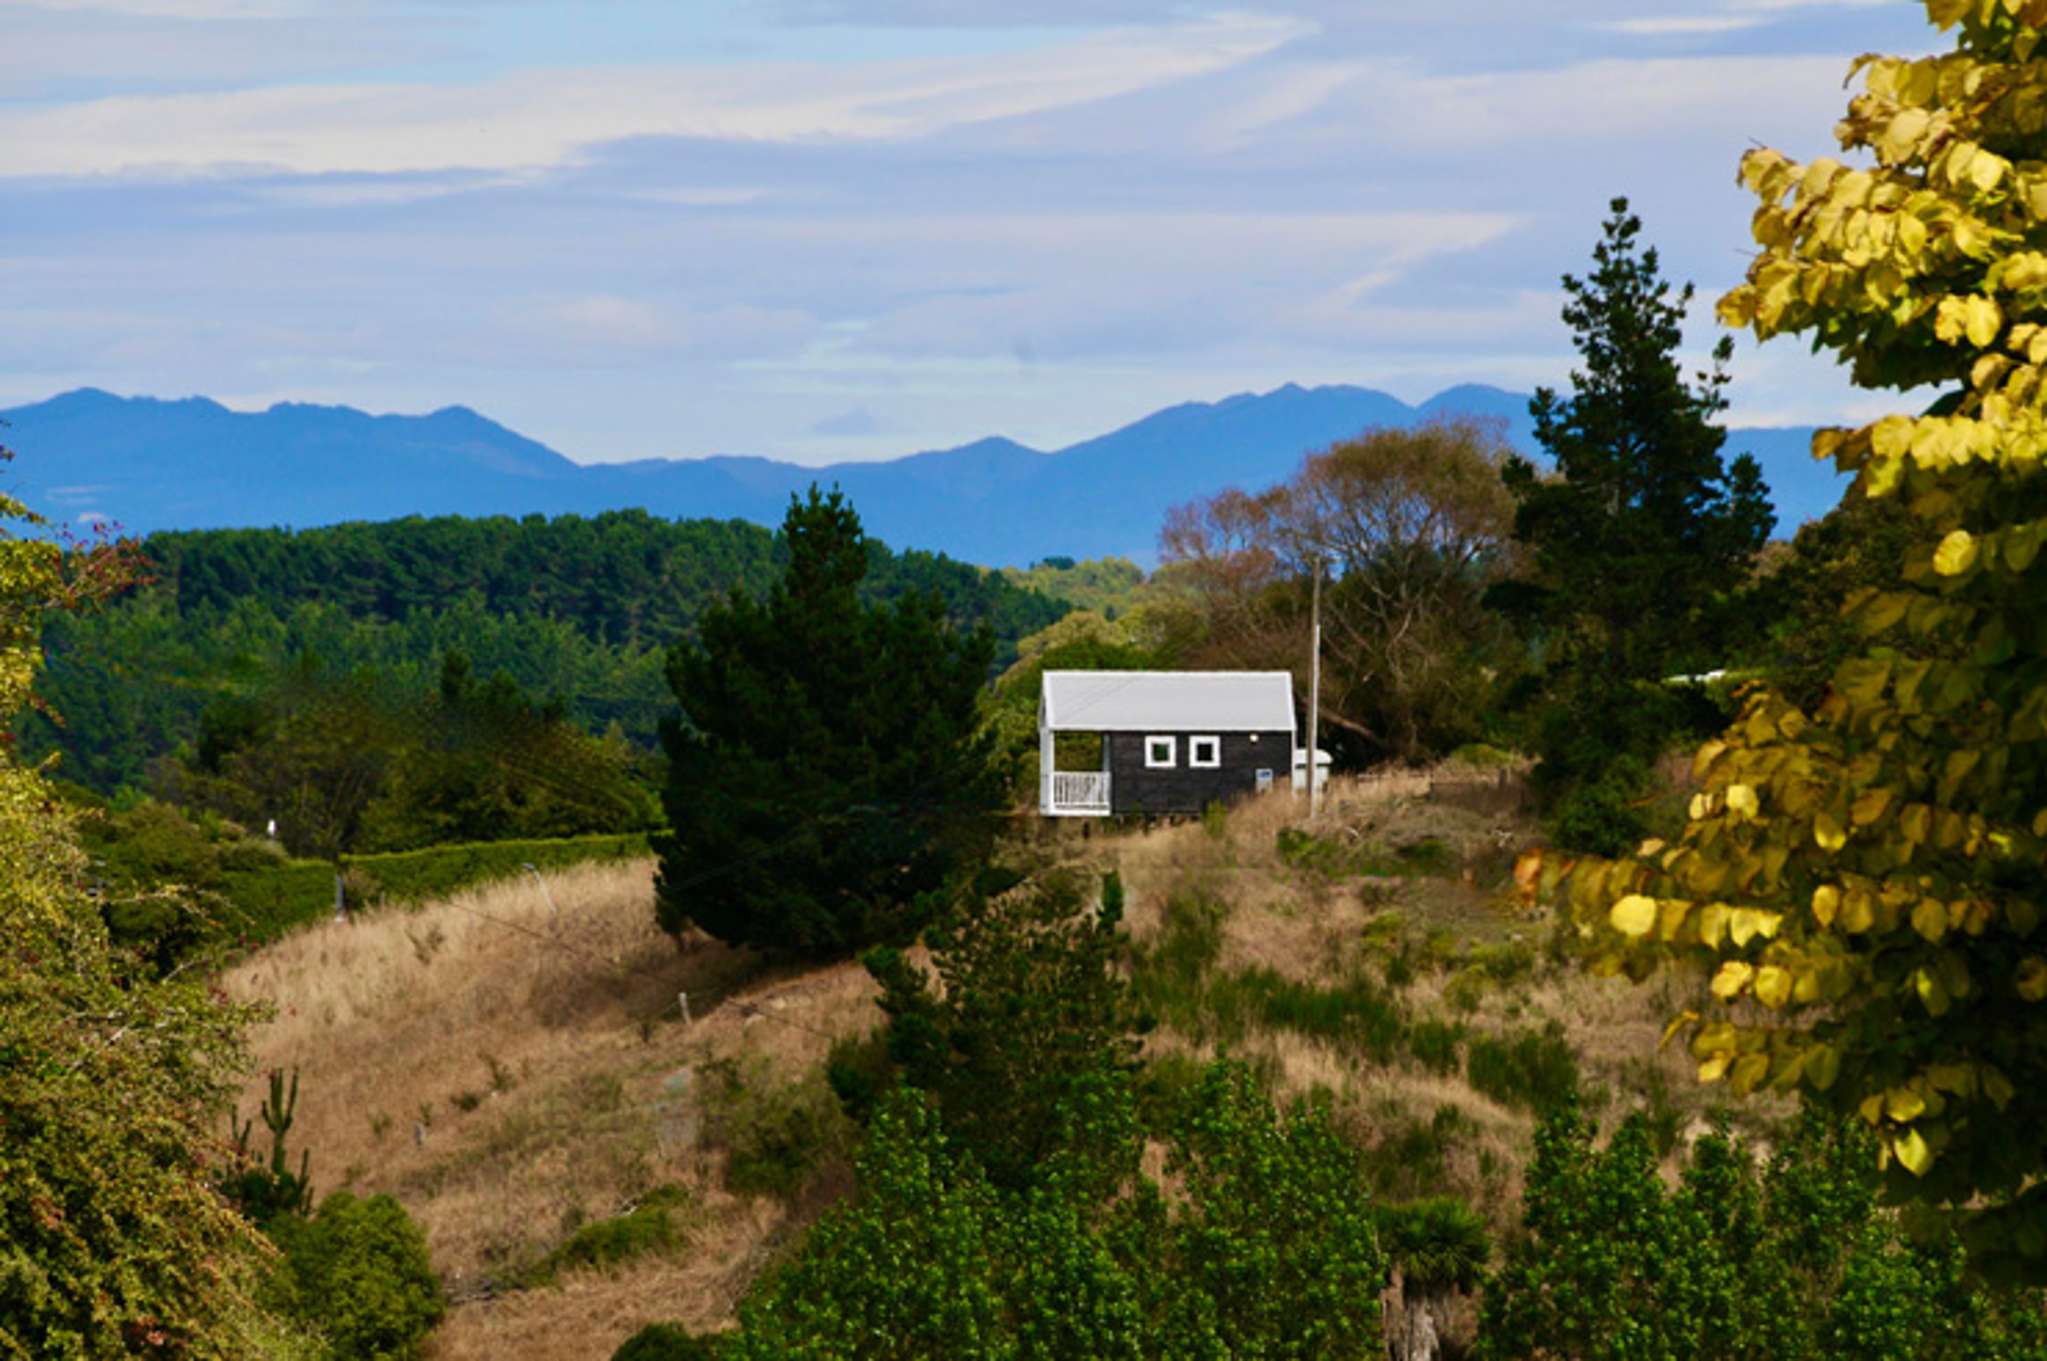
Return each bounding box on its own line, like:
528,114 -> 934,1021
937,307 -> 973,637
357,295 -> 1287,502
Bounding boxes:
1145,735 -> 1176,768
1189,736 -> 1221,768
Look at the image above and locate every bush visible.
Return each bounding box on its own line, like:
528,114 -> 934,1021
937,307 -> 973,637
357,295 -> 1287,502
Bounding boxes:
526,1187 -> 692,1285
613,1323 -> 722,1361
700,1061 -> 848,1200
1466,1022 -> 1578,1115
1407,1019 -> 1465,1074
276,1192 -> 443,1360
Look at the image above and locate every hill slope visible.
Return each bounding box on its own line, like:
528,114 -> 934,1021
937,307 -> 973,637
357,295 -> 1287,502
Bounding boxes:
221,774 -> 1736,1359
1,385 -> 1846,565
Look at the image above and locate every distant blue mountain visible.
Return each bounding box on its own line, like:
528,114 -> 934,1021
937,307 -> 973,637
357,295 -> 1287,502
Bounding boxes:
0,384 -> 1847,566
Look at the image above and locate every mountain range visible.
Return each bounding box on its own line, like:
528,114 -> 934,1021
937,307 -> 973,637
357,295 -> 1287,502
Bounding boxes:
0,384 -> 1846,566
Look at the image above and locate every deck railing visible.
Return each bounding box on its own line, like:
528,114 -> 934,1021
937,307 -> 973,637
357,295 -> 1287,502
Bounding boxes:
1049,770 -> 1112,813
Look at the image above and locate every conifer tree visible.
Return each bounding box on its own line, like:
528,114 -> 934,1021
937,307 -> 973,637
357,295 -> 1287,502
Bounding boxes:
654,487 -> 1001,953
1500,199 -> 1774,849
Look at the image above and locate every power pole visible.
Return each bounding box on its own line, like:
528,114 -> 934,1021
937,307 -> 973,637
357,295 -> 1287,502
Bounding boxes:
1308,554 -> 1322,817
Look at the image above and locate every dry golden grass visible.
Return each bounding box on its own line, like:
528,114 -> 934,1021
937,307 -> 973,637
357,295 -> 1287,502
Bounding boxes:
222,858 -> 883,1360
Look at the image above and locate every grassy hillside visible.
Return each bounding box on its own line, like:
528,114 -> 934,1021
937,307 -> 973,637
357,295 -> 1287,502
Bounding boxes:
220,770 -> 1747,1358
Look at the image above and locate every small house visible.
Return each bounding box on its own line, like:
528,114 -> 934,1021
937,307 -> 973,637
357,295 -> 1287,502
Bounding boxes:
1039,670 -> 1297,817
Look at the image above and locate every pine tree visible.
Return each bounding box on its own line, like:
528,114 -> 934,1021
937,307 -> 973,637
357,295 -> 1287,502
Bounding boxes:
1499,198 -> 1775,848
654,488 -> 1002,954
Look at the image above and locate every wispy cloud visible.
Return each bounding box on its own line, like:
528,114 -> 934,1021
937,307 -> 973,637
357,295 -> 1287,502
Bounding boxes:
0,15 -> 1306,179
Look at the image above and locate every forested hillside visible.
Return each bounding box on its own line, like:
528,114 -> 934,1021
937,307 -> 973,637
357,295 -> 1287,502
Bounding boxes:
23,510 -> 1068,791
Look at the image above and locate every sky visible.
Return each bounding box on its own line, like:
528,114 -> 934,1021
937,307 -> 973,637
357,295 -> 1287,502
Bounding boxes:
4,0 -> 1944,466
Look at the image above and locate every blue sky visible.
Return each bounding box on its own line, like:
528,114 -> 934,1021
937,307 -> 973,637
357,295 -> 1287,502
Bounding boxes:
5,0 -> 1940,465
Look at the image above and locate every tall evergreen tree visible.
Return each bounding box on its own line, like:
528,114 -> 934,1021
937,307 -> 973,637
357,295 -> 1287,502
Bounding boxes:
654,488 -> 1002,954
1498,198 -> 1775,848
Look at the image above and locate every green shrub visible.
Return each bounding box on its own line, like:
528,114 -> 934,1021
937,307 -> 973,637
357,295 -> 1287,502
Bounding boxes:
701,1061 -> 847,1200
343,831 -> 653,907
527,1188 -> 692,1285
222,859 -> 337,944
612,1323 -> 722,1361
1407,1020 -> 1465,1074
1203,967 -> 1403,1062
1130,885 -> 1228,1029
1469,939 -> 1535,984
276,1191 -> 443,1360
1466,1022 -> 1579,1115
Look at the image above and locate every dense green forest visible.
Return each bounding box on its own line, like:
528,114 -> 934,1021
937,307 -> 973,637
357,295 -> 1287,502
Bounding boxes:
22,509 -> 1069,791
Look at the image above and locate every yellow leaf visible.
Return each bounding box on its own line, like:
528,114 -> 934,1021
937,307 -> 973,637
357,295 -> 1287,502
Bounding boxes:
1698,1052 -> 1733,1084
1609,894 -> 1658,938
1886,1085 -> 1928,1122
1725,784 -> 1760,820
1915,966 -> 1951,1016
1851,787 -> 1893,826
1935,529 -> 1980,576
1812,884 -> 1841,928
1730,1052 -> 1771,1097
1841,889 -> 1878,934
1660,1010 -> 1699,1049
1967,296 -> 2003,347
1815,813 -> 1849,853
1754,965 -> 1793,1010
2018,957 -> 2047,1001
1984,1066 -> 2017,1109
1912,897 -> 1950,943
1711,960 -> 1755,999
1970,150 -> 2009,193
1806,1043 -> 1841,1092
1893,1127 -> 1934,1177
1698,903 -> 1732,949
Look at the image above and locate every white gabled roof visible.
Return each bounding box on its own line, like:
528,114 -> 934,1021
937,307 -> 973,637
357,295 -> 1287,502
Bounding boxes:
1041,670 -> 1297,733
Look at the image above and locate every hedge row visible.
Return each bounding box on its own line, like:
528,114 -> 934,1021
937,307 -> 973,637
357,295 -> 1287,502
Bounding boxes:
341,832 -> 654,907
219,832 -> 657,945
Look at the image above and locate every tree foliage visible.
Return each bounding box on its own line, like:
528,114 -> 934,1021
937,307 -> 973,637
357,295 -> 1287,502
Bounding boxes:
0,457 -> 299,1357
1161,418 -> 1522,763
20,510 -> 1066,792
855,871 -> 1147,1194
1554,3 -> 2047,1280
655,489 -> 1003,954
1480,1106 -> 2047,1360
727,1063 -> 1384,1361
1496,199 -> 1774,848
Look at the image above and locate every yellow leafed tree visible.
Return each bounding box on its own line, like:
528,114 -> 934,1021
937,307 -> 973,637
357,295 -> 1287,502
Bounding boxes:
1556,0 -> 2047,1280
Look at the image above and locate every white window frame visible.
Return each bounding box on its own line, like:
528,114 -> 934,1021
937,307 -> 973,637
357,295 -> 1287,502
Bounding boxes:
1145,735 -> 1177,768
1189,735 -> 1222,768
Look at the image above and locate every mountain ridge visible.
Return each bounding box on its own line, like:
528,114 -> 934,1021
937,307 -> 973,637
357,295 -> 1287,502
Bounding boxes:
0,383 -> 1846,566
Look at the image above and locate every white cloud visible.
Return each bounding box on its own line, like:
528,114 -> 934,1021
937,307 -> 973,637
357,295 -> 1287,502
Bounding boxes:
1598,16 -> 1763,35
0,14 -> 1308,179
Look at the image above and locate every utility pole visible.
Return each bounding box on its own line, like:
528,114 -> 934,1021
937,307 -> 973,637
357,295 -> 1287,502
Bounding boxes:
1308,553 -> 1322,817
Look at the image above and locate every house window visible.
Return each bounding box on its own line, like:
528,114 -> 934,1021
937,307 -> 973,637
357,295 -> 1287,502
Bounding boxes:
1145,735 -> 1176,768
1189,735 -> 1222,768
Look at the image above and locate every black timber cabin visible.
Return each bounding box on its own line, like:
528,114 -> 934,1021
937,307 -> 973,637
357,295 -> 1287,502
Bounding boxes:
1038,670 -> 1297,817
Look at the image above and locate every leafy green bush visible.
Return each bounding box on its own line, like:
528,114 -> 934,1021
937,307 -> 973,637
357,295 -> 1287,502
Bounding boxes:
862,870 -> 1145,1195
612,1323 -> 722,1361
526,1188 -> 692,1285
1479,1107 -> 2047,1361
725,1065 -> 1385,1360
276,1191 -> 443,1361
1465,1022 -> 1578,1115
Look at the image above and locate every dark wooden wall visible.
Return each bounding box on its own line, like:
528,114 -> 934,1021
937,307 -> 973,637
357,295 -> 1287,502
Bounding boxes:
1105,730 -> 1292,815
